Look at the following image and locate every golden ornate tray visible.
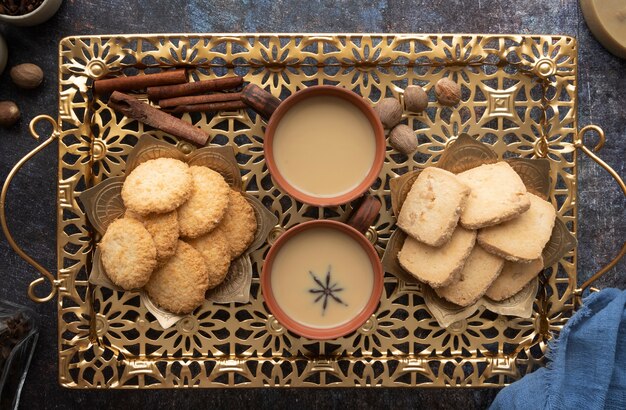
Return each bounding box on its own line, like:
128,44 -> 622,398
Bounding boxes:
1,33 -> 625,388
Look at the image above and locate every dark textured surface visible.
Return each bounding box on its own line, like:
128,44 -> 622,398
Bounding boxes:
0,0 -> 624,408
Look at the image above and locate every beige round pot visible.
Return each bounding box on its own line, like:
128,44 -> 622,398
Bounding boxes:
0,34 -> 7,75
0,0 -> 63,26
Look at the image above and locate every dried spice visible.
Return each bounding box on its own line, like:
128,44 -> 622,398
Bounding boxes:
389,124 -> 418,154
435,78 -> 461,106
0,311 -> 32,409
93,69 -> 188,96
403,85 -> 428,112
147,76 -> 244,101
0,101 -> 20,128
240,83 -> 281,120
374,97 -> 403,129
0,0 -> 44,16
10,63 -> 44,89
108,91 -> 210,145
0,313 -> 31,370
308,266 -> 347,315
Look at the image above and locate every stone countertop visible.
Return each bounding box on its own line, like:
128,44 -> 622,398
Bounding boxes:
0,0 -> 624,408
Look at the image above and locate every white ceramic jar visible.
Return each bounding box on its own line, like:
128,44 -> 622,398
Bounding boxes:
0,34 -> 7,75
0,0 -> 63,26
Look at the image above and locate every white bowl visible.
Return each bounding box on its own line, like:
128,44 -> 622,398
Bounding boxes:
0,0 -> 63,26
0,34 -> 7,75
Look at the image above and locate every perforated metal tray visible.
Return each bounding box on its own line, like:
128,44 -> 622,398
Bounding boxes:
2,33 -> 624,388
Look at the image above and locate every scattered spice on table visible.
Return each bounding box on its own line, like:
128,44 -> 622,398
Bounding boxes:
0,0 -> 43,16
0,312 -> 31,370
0,311 -> 32,409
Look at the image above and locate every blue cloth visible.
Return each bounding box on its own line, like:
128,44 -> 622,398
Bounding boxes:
490,288 -> 626,410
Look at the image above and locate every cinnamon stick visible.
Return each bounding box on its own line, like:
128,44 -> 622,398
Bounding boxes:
108,91 -> 209,146
147,76 -> 244,101
166,100 -> 247,114
159,92 -> 242,109
241,84 -> 281,120
94,69 -> 187,95
347,195 -> 382,235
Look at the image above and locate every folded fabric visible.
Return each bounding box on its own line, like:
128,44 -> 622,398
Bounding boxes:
490,288 -> 626,410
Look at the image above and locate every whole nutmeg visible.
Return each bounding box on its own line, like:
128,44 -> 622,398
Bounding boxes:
389,124 -> 418,155
0,101 -> 21,128
374,97 -> 403,129
435,78 -> 461,106
10,63 -> 44,89
403,85 -> 428,112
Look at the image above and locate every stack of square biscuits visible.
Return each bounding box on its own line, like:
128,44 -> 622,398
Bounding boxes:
397,162 -> 556,307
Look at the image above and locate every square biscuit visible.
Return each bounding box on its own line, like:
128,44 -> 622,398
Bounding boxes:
485,257 -> 544,301
435,245 -> 505,307
458,162 -> 530,229
478,193 -> 556,263
398,226 -> 476,288
397,167 -> 470,247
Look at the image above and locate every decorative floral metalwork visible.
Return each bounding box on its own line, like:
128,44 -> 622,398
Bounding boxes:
54,34 -> 579,388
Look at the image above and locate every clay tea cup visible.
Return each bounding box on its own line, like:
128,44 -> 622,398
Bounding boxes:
261,196 -> 384,340
264,86 -> 385,207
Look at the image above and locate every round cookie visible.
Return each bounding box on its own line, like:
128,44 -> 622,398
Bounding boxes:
126,209 -> 179,265
100,218 -> 157,290
217,189 -> 257,260
177,166 -> 230,238
122,158 -> 192,215
144,240 -> 209,315
188,229 -> 231,289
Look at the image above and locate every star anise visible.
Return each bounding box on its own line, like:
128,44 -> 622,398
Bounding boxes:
308,266 -> 347,315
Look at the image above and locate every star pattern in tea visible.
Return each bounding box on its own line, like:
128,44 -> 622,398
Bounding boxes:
308,266 -> 348,316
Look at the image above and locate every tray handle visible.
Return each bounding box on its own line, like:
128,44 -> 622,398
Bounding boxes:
573,125 -> 626,296
1,115 -> 60,303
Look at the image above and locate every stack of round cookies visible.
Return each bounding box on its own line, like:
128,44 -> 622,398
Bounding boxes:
99,157 -> 257,314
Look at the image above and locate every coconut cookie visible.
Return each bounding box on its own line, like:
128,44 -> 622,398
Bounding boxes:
216,189 -> 257,260
122,158 -> 193,215
177,166 -> 230,239
126,209 -> 179,265
144,240 -> 209,315
189,229 -> 231,289
100,218 -> 157,290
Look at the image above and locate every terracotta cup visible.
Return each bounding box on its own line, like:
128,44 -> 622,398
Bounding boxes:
261,196 -> 384,340
264,86 -> 385,207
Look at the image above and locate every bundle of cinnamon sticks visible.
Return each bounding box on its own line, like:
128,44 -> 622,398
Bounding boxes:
151,75 -> 246,112
94,69 -> 280,146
